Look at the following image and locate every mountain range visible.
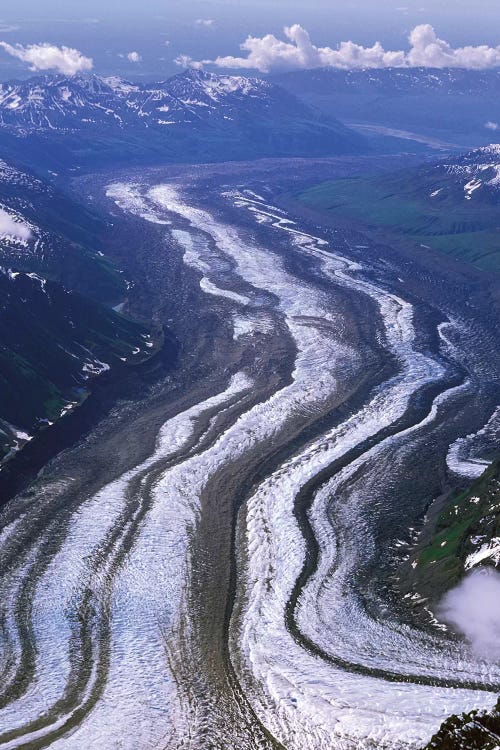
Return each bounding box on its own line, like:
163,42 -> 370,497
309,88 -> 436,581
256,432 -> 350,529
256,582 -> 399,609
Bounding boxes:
0,69 -> 363,169
274,67 -> 500,147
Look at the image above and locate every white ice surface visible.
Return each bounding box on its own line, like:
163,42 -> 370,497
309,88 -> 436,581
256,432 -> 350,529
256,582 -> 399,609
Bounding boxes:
226,191 -> 497,749
33,181 -> 495,750
0,374 -> 252,749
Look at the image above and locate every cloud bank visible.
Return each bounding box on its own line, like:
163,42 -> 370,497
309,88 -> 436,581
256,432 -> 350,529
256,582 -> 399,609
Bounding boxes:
195,24 -> 500,73
0,42 -> 93,75
0,209 -> 31,241
437,568 -> 500,659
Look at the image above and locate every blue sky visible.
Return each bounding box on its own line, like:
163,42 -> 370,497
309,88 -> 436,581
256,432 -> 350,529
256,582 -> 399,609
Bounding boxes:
0,0 -> 500,79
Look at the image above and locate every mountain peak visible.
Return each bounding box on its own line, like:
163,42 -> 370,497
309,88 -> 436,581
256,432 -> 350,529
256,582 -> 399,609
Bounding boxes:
176,67 -> 212,81
170,67 -> 272,95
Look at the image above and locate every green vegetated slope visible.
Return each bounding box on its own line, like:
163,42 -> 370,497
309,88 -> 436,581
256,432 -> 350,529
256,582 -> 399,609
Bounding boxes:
406,464 -> 500,750
300,151 -> 500,273
405,460 -> 500,604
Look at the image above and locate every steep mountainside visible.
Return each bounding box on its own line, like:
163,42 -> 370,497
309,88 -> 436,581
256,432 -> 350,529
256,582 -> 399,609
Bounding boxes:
0,70 -> 363,169
0,159 -> 153,463
0,269 -> 150,460
273,67 -> 500,146
0,157 -> 124,299
401,459 -> 500,607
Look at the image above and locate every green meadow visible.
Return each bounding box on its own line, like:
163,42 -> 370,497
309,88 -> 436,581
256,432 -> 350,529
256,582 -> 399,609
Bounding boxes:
300,175 -> 500,272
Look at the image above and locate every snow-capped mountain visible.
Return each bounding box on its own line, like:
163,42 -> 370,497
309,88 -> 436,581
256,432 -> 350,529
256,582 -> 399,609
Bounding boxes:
0,69 -> 345,132
0,69 -> 362,168
143,69 -> 318,128
433,144 -> 500,202
0,75 -> 127,131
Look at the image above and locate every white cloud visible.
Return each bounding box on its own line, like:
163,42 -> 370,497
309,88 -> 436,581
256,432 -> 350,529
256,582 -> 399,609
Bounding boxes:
437,568 -> 500,659
195,18 -> 215,28
0,41 -> 93,75
196,23 -> 500,73
0,209 -> 31,241
486,121 -> 500,131
407,24 -> 500,68
0,23 -> 19,33
127,51 -> 142,63
174,54 -> 204,70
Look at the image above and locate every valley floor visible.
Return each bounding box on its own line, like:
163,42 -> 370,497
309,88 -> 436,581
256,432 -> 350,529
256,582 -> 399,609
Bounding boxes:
0,159 -> 499,749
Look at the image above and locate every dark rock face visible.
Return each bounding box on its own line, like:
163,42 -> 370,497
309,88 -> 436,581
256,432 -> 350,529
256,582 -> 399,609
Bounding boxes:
425,697 -> 500,749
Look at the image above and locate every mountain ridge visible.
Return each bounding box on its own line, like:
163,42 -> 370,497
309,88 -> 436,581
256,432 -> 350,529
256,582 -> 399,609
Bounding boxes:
0,69 -> 363,169
273,67 -> 500,146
